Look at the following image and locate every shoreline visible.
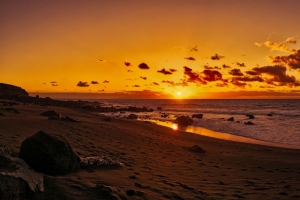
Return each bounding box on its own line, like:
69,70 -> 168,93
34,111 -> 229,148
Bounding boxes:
148,119 -> 300,150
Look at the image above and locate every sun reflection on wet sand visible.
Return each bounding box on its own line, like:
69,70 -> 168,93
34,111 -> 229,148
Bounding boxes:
172,123 -> 178,130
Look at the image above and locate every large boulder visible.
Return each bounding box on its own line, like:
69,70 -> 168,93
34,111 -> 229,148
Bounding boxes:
174,116 -> 193,126
19,130 -> 81,176
0,146 -> 44,199
40,110 -> 61,118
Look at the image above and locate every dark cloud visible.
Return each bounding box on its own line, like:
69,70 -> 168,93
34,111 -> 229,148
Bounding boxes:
124,62 -> 132,67
91,81 -> 99,84
77,81 -> 89,87
232,76 -> 264,82
51,83 -> 58,86
222,64 -> 231,69
236,62 -> 246,67
50,81 -> 57,84
252,65 -> 299,86
183,66 -> 206,84
140,76 -> 147,80
169,68 -> 177,72
204,65 -> 221,70
152,82 -> 159,85
231,79 -> 247,88
245,71 -> 259,76
103,80 -> 110,83
229,69 -> 244,76
184,57 -> 196,61
133,85 -> 140,87
190,45 -> 198,52
269,49 -> 300,70
216,82 -> 228,87
202,70 -> 223,82
157,68 -> 173,75
211,54 -> 225,60
127,70 -> 133,72
138,62 -> 149,70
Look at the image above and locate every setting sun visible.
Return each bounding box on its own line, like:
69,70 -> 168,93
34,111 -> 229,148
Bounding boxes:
177,91 -> 182,96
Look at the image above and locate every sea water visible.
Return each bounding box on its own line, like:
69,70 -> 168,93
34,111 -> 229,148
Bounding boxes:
99,99 -> 300,147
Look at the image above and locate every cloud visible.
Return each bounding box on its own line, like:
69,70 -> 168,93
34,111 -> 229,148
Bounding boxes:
222,64 -> 231,69
183,66 -> 206,84
184,57 -> 196,61
138,62 -> 150,69
50,81 -> 57,84
268,49 -> 300,70
211,54 -> 225,60
133,85 -> 140,87
236,62 -> 246,67
204,65 -> 221,70
169,68 -> 177,72
190,45 -> 198,52
103,80 -> 110,83
152,82 -> 159,85
245,71 -> 259,76
91,81 -> 99,84
232,76 -> 264,82
127,70 -> 133,72
229,69 -> 244,76
173,46 -> 182,50
77,81 -> 90,87
140,76 -> 147,80
161,80 -> 188,87
157,68 -> 173,75
231,79 -> 247,88
216,82 -> 228,87
124,62 -> 132,66
202,70 -> 223,82
255,37 -> 297,53
51,83 -> 58,86
252,65 -> 299,86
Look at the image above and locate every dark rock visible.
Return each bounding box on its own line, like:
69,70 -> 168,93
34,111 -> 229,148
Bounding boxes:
19,130 -> 81,176
157,107 -> 162,111
48,116 -> 61,120
126,189 -> 144,197
228,117 -> 234,121
40,110 -> 61,118
95,184 -> 125,200
192,114 -> 203,119
4,107 -> 20,114
267,113 -> 273,116
64,116 -> 82,123
0,112 -> 4,116
128,114 -> 138,119
246,114 -> 255,119
186,145 -> 205,153
174,116 -> 193,126
244,121 -> 254,125
237,121 -> 240,123
161,113 -> 168,118
0,146 -> 44,199
103,117 -> 112,122
0,83 -> 28,97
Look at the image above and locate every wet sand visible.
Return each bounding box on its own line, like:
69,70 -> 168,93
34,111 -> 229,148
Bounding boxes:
1,103 -> 300,199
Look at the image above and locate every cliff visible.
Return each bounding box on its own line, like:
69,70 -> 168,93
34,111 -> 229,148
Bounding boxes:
0,83 -> 29,97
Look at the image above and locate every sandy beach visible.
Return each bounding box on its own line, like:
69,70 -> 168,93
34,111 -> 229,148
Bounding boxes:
1,103 -> 300,200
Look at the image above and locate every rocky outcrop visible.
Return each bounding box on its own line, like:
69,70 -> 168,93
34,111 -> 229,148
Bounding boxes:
228,117 -> 234,121
174,116 -> 193,126
0,146 -> 44,200
19,130 -> 81,176
192,114 -> 203,119
0,83 -> 28,97
40,110 -> 61,118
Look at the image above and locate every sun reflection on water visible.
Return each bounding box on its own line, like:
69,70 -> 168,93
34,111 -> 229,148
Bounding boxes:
172,123 -> 178,130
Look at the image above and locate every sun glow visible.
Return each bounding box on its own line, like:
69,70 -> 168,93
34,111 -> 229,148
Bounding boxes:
172,123 -> 178,130
177,91 -> 182,96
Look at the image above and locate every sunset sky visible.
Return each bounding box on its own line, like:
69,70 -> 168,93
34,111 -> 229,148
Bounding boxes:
1,0 -> 300,99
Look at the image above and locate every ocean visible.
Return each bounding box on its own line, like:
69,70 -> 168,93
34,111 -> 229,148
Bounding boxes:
98,99 -> 300,147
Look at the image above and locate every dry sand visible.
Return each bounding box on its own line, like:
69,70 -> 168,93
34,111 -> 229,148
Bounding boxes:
1,103 -> 300,199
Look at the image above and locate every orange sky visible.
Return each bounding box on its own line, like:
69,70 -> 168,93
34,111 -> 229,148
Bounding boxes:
1,0 -> 300,99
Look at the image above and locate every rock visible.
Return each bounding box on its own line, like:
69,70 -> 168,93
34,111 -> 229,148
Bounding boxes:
0,146 -> 44,199
19,130 -> 81,176
186,145 -> 205,153
267,113 -> 273,116
237,121 -> 240,123
0,83 -> 28,97
40,110 -> 61,118
244,121 -> 254,125
161,113 -> 168,118
80,156 -> 124,169
4,107 -> 20,114
64,116 -> 82,123
128,114 -> 138,119
48,116 -> 61,120
228,117 -> 234,121
94,184 -> 125,200
0,112 -> 4,116
246,114 -> 255,119
174,116 -> 193,126
192,114 -> 203,119
157,107 -> 162,111
103,117 -> 112,122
